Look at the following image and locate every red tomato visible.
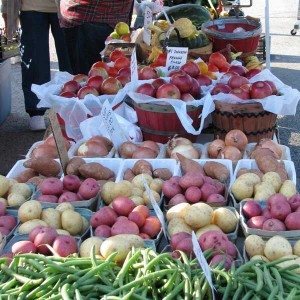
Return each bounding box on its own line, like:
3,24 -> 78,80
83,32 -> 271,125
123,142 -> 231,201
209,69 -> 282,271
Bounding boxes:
207,63 -> 219,72
109,49 -> 125,62
208,53 -> 228,68
92,61 -> 110,71
114,57 -> 131,70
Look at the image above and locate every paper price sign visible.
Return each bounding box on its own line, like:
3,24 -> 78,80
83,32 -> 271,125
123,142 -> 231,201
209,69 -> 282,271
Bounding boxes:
131,47 -> 138,84
100,100 -> 128,149
143,6 -> 152,46
143,176 -> 167,239
192,231 -> 215,300
166,47 -> 188,73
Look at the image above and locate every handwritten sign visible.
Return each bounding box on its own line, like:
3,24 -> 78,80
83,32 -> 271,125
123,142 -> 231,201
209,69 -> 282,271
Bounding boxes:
192,231 -> 215,300
100,100 -> 128,149
143,6 -> 152,46
143,176 -> 167,239
130,47 -> 138,84
47,109 -> 69,174
166,46 -> 188,73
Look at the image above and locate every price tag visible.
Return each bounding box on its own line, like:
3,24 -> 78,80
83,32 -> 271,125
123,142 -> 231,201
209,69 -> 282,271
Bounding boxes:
165,46 -> 188,73
192,231 -> 215,300
47,109 -> 69,174
143,6 -> 152,46
143,176 -> 167,239
100,100 -> 128,149
130,47 -> 138,84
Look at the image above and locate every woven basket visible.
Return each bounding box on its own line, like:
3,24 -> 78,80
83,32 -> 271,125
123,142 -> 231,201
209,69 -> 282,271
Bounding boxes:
211,101 -> 278,143
133,102 -> 202,143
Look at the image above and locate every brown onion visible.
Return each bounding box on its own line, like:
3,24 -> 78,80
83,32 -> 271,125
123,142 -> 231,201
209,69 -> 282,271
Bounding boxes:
77,141 -> 108,157
170,144 -> 200,160
207,139 -> 225,158
31,144 -> 58,159
89,136 -> 113,151
217,145 -> 242,161
132,147 -> 157,159
44,134 -> 71,150
118,141 -> 139,158
166,136 -> 193,157
255,138 -> 282,159
140,140 -> 160,154
224,129 -> 248,151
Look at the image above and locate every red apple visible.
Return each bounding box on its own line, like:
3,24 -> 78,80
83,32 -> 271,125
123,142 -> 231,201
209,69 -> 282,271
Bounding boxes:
250,81 -> 273,99
211,84 -> 231,95
61,80 -> 80,94
52,235 -> 78,257
77,86 -> 99,99
101,77 -> 123,95
229,87 -> 250,100
228,65 -> 247,77
170,72 -> 193,93
72,74 -> 88,83
88,67 -> 109,78
245,68 -> 261,79
139,66 -> 159,80
156,83 -> 181,99
152,78 -> 167,90
60,91 -> 77,98
195,74 -> 213,86
92,61 -> 110,71
220,71 -> 239,83
189,78 -> 201,98
180,61 -> 200,78
116,75 -> 130,86
181,93 -> 195,102
228,75 -> 249,89
265,80 -> 278,95
86,75 -> 105,92
240,83 -> 251,92
117,66 -> 131,77
109,49 -> 125,62
135,83 -> 156,97
107,66 -> 119,77
169,69 -> 186,77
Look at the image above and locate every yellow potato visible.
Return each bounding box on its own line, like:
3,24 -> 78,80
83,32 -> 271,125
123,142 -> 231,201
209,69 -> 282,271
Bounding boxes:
18,200 -> 42,223
80,237 -> 103,257
41,208 -> 62,229
100,182 -> 116,204
149,178 -> 163,194
184,203 -> 213,229
293,240 -> 300,256
142,190 -> 160,205
56,229 -> 70,236
131,174 -> 153,189
262,172 -> 282,193
237,173 -> 261,185
231,179 -> 254,201
131,187 -> 144,197
245,235 -> 265,258
129,196 -> 145,206
56,202 -> 74,214
110,180 -> 133,200
0,175 -> 10,197
212,207 -> 238,233
254,182 -> 275,201
61,209 -> 83,236
167,217 -> 192,237
7,193 -> 27,206
264,235 -> 293,261
18,219 -> 48,234
8,183 -> 32,199
0,198 -> 8,206
166,203 -> 190,221
279,180 -> 297,199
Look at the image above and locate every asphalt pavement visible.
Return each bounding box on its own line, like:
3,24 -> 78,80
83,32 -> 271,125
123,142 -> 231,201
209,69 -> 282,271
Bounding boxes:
0,0 -> 300,188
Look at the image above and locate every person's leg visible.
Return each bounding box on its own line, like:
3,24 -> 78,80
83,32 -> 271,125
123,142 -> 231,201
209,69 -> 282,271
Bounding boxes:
49,12 -> 72,74
62,26 -> 78,75
76,22 -> 113,75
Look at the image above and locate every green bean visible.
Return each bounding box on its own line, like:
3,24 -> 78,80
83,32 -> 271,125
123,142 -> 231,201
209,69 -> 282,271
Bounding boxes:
144,253 -> 173,272
61,283 -> 72,300
17,267 -> 45,279
232,283 -> 244,300
26,258 -> 46,272
281,271 -> 300,284
267,285 -> 279,300
281,277 -> 299,289
161,280 -> 185,300
74,289 -> 84,300
286,287 -> 297,300
265,257 -> 298,268
263,264 -> 274,291
241,290 -> 254,300
179,251 -> 191,279
0,278 -> 17,292
234,260 -> 262,276
270,267 -> 284,294
251,265 -> 264,292
192,277 -> 201,300
78,284 -> 114,294
158,270 -> 179,293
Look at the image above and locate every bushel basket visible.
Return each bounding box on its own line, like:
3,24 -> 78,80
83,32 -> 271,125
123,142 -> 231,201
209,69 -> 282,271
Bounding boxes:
211,101 -> 277,143
133,102 -> 202,143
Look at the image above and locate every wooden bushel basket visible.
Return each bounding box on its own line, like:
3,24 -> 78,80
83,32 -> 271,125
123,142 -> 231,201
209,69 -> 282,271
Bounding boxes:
133,102 -> 202,143
211,101 -> 278,143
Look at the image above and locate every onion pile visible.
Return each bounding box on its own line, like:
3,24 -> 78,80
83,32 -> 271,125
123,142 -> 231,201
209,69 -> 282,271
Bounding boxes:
166,136 -> 200,160
118,140 -> 160,159
76,135 -> 113,157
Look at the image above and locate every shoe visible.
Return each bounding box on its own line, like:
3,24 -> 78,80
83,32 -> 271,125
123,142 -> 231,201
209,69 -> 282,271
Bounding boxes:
29,115 -> 46,131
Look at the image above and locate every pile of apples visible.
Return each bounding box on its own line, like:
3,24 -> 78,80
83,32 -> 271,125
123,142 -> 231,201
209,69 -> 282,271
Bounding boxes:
106,21 -> 131,43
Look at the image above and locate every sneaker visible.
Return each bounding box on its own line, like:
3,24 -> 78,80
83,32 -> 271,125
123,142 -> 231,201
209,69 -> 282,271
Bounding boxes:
29,115 -> 46,131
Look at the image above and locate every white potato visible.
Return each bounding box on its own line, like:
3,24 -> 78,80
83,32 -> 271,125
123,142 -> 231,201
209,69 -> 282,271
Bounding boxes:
279,180 -> 297,199
238,173 -> 261,185
129,196 -> 145,206
262,172 -> 282,193
61,209 -> 83,236
80,236 -> 103,257
7,193 -> 27,207
167,217 -> 192,237
166,203 -> 190,221
184,203 -> 213,229
0,175 -> 10,197
18,200 -> 42,223
212,207 -> 238,233
245,235 -> 265,257
131,174 -> 153,189
231,179 -> 254,201
18,219 -> 48,234
110,180 -> 133,200
264,235 -> 293,261
149,178 -> 163,194
41,208 -> 62,229
56,202 -> 74,214
142,190 -> 160,205
8,183 -> 32,199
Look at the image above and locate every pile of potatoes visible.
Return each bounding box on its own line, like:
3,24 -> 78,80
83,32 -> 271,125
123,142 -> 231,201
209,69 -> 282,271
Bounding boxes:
231,171 -> 297,202
17,200 -> 90,236
0,202 -> 17,235
245,234 -> 300,272
166,202 -> 238,238
0,175 -> 33,207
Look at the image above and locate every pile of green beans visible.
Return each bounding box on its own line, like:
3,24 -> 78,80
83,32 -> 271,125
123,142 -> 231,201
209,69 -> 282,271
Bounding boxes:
212,257 -> 300,300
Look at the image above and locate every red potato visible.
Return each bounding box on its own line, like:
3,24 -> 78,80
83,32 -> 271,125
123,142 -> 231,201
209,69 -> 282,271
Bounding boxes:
140,216 -> 161,238
29,225 -> 46,242
12,240 -> 37,255
162,179 -> 182,199
128,211 -> 146,228
242,200 -> 262,219
0,215 -> 17,231
40,178 -> 64,195
94,225 -> 111,238
112,196 -> 136,216
168,194 -> 187,208
268,196 -> 291,221
185,186 -> 202,203
247,216 -> 267,229
111,218 -> 139,236
262,218 -> 286,231
0,226 -> 10,235
132,205 -> 150,219
38,194 -> 58,203
170,232 -> 192,250
139,233 -> 151,239
198,230 -> 229,253
175,237 -> 194,257
58,191 -> 80,203
34,227 -> 58,255
285,212 -> 300,230
52,235 -> 78,257
90,206 -> 118,228
62,175 -> 82,192
210,254 -> 233,271
288,194 -> 300,211
226,241 -> 237,258
0,202 -> 6,216
262,208 -> 272,219
206,194 -> 226,204
211,180 -> 225,195
200,183 -> 218,202
169,176 -> 181,184
267,193 -> 288,208
178,172 -> 204,190
78,178 -> 99,199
